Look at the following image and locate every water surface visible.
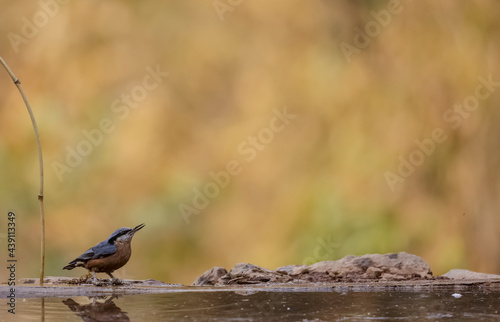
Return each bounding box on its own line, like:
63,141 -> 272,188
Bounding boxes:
2,288 -> 500,321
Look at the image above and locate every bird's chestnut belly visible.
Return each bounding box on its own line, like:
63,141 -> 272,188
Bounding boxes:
85,242 -> 132,273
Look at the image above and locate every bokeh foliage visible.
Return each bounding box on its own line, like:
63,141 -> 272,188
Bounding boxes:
1,1 -> 500,284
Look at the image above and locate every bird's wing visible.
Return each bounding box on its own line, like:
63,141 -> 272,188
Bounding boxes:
91,241 -> 117,259
69,240 -> 117,264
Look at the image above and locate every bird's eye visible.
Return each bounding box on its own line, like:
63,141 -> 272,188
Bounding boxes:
118,230 -> 130,237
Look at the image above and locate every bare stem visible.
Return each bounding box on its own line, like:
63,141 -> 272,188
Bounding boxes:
0,56 -> 45,286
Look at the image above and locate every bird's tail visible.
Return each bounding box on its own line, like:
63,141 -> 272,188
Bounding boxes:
63,263 -> 77,270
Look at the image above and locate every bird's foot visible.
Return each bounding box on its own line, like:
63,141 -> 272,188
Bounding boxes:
89,277 -> 106,286
110,278 -> 124,285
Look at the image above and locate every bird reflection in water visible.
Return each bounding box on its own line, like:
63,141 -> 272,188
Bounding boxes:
62,295 -> 130,321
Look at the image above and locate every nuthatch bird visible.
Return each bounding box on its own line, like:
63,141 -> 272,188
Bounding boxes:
63,223 -> 145,284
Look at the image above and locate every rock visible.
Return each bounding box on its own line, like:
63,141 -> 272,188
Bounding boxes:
275,265 -> 303,275
19,277 -> 177,286
192,267 -> 228,286
224,263 -> 293,285
278,252 -> 432,282
442,269 -> 500,280
364,267 -> 383,279
193,263 -> 295,286
192,252 -> 433,285
141,279 -> 169,286
20,276 -> 76,284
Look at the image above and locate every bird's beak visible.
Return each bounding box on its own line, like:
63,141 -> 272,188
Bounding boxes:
132,223 -> 145,234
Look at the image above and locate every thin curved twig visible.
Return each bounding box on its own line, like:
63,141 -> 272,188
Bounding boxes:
0,56 -> 45,286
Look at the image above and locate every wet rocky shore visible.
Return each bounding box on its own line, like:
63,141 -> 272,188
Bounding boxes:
2,252 -> 500,298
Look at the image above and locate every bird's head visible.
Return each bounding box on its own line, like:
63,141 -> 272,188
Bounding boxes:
108,223 -> 145,243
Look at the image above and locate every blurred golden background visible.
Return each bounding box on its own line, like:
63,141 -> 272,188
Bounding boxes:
1,1 -> 500,285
